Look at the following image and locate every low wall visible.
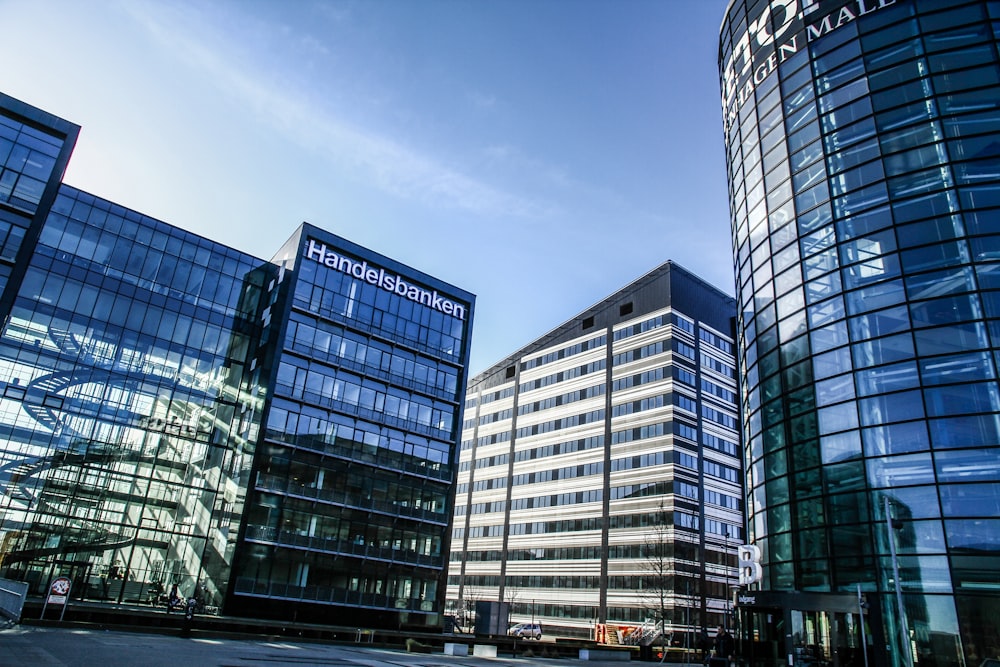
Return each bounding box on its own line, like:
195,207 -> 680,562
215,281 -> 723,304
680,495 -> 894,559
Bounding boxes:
0,578 -> 28,624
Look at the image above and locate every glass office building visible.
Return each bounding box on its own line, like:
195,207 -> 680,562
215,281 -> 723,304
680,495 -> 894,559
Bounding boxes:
719,1 -> 1000,665
0,92 -> 475,630
448,262 -> 740,644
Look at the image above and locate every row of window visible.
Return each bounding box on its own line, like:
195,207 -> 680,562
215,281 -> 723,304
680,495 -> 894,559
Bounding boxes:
704,433 -> 740,457
503,575 -> 599,589
664,483 -> 741,513
703,378 -> 738,403
20,264 -> 249,360
748,356 -> 1000,442
610,480 -> 672,501
471,385 -> 514,407
699,328 -> 734,354
2,309 -> 244,404
513,435 -> 604,462
520,333 -> 607,370
745,266 -> 1000,378
517,383 -> 605,416
56,188 -> 255,273
254,456 -> 447,534
676,422 -> 698,442
465,500 -> 506,515
705,460 -> 741,484
519,360 -> 605,392
453,506 -> 742,548
512,461 -> 603,486
471,476 -> 507,491
614,312 -> 696,341
612,364 -> 672,392
264,402 -> 452,472
458,452 -> 509,472
477,430 -> 511,448
239,537 -> 442,587
293,266 -> 464,363
612,391 -> 674,418
610,451 -> 692,474
452,516 -> 603,540
458,520 -> 736,565
275,360 -> 455,436
606,575 -> 732,592
612,420 -> 671,445
514,409 -> 604,438
508,517 -> 603,535
703,405 -> 739,430
40,214 -> 252,310
612,339 -> 668,365
702,353 -> 737,379
285,315 -> 458,399
475,407 -> 511,426
673,513 -> 742,539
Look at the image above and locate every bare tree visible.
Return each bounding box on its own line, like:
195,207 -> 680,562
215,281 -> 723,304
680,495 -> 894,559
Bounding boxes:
639,506 -> 673,662
458,584 -> 483,633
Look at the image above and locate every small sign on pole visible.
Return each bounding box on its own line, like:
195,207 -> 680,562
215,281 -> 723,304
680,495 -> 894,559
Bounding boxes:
40,576 -> 72,621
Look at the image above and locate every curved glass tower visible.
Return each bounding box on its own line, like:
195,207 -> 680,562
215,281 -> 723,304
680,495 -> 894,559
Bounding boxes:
719,2 -> 1000,666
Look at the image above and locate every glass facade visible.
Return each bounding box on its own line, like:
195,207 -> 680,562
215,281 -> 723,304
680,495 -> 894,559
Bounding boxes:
0,184 -> 266,614
448,262 -> 740,644
0,94 -> 475,631
235,228 -> 474,627
719,1 -> 1000,666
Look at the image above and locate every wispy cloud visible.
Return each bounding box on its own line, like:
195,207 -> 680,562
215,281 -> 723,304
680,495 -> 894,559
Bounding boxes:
466,91 -> 497,109
121,0 -> 550,218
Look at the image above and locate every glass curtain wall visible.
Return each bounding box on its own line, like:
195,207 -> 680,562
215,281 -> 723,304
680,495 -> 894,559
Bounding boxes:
0,186 -> 265,611
720,1 -> 1000,666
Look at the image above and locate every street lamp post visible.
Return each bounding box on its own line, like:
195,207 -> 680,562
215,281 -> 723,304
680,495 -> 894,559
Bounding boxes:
724,529 -> 731,632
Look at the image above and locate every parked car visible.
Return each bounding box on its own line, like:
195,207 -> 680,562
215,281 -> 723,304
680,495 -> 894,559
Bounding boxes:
509,623 -> 543,639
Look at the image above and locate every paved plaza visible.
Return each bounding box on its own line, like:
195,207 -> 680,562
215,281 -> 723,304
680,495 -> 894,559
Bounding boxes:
0,625 -> 695,667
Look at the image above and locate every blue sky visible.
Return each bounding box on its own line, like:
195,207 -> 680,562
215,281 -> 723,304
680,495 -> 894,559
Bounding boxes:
2,0 -> 733,375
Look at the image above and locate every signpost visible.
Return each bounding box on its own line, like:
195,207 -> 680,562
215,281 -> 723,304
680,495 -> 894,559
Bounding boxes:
40,576 -> 71,621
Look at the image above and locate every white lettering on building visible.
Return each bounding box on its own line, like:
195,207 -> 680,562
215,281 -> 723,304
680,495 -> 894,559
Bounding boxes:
304,239 -> 466,320
722,0 -> 898,132
738,543 -> 764,586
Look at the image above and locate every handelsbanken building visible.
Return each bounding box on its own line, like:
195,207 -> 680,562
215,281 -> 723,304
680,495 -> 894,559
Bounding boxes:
0,92 -> 475,630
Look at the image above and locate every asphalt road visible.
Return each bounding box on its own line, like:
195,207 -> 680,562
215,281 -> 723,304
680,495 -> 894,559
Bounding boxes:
0,625 -> 677,667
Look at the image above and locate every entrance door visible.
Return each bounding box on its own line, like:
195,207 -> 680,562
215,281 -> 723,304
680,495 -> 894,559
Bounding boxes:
831,611 -> 869,667
740,607 -> 785,667
790,609 -> 868,667
791,609 -> 830,666
737,592 -> 881,667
